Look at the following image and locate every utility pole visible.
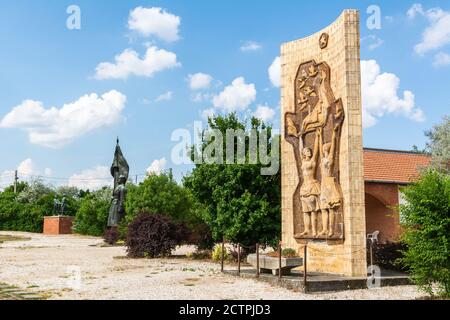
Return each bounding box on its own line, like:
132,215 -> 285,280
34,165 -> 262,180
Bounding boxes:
14,170 -> 18,193
135,175 -> 138,185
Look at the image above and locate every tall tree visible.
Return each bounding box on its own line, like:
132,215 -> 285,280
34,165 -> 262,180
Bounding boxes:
400,169 -> 450,298
183,113 -> 281,247
425,115 -> 450,172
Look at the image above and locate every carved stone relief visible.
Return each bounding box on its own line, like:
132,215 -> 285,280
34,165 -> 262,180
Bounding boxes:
319,33 -> 329,49
285,59 -> 345,240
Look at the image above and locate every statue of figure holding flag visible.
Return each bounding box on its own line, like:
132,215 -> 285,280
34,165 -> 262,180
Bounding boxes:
107,138 -> 129,228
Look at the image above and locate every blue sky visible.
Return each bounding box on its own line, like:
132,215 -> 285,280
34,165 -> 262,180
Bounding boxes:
0,0 -> 449,189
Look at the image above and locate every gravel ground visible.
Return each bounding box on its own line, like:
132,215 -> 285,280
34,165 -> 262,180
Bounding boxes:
0,231 -> 428,300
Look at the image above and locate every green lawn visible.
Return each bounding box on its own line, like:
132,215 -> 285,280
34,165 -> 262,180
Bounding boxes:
0,235 -> 31,244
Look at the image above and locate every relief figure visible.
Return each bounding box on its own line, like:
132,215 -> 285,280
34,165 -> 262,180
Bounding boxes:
318,123 -> 343,237
296,128 -> 322,238
301,69 -> 331,135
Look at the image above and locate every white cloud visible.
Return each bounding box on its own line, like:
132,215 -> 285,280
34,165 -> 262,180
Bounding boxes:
192,92 -> 212,103
407,3 -> 424,19
0,90 -> 126,148
44,168 -> 53,176
0,159 -> 52,188
369,38 -> 384,50
128,7 -> 181,42
17,158 -> 37,177
410,5 -> 450,55
68,166 -> 112,190
212,77 -> 256,113
141,98 -> 152,105
268,56 -> 281,87
253,105 -> 276,122
155,91 -> 173,102
362,35 -> 384,50
95,46 -> 180,80
147,158 -> 167,175
188,73 -> 213,90
361,60 -> 425,128
433,51 -> 450,66
240,41 -> 262,52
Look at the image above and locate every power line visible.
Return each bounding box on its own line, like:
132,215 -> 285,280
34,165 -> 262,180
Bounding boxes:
14,172 -> 148,181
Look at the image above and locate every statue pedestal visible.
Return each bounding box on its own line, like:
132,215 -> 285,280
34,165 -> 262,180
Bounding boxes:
43,216 -> 74,235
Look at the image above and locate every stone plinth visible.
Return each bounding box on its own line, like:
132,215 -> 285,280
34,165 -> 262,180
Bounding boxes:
247,254 -> 303,275
281,10 -> 366,277
43,216 -> 74,235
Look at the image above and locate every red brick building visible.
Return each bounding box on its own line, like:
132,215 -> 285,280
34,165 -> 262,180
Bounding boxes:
363,148 -> 431,243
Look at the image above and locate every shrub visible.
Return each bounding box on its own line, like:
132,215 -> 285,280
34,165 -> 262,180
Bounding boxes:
367,241 -> 407,272
212,244 -> 229,262
282,248 -> 298,258
183,113 -> 281,248
0,181 -> 55,233
267,248 -> 299,258
125,173 -> 193,224
188,223 -> 215,250
73,188 -> 111,236
400,169 -> 450,298
104,227 -> 120,245
188,250 -> 212,260
0,180 -> 88,233
126,212 -> 180,258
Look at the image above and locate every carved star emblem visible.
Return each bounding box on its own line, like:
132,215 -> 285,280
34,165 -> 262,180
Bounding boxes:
319,33 -> 329,49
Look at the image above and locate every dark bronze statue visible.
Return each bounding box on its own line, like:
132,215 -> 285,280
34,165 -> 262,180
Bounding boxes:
107,138 -> 129,228
53,197 -> 66,216
107,175 -> 127,227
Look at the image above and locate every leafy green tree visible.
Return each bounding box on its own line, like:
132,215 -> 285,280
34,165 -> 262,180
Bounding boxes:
16,179 -> 54,204
0,181 -> 55,233
400,169 -> 450,298
0,190 -> 24,231
0,180 -> 85,233
2,181 -> 28,194
73,187 -> 111,236
183,113 -> 281,247
425,115 -> 450,172
125,172 -> 193,224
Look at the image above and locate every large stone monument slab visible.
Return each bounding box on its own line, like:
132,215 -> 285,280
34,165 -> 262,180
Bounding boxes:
281,10 -> 366,277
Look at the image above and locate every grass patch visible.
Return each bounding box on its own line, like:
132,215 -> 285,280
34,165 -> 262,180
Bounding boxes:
0,282 -> 47,300
27,285 -> 40,289
0,235 -> 31,244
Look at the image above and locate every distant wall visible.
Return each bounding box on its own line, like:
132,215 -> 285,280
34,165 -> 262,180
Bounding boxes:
364,182 -> 401,243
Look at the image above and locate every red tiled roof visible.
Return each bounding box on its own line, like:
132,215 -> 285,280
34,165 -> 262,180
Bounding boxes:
363,148 -> 431,184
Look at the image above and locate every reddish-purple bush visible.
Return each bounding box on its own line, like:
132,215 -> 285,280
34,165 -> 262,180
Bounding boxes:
126,212 -> 180,258
104,227 -> 120,245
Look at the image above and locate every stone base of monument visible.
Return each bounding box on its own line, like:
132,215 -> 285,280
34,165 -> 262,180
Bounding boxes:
246,254 -> 303,276
43,216 -> 74,235
225,268 -> 411,293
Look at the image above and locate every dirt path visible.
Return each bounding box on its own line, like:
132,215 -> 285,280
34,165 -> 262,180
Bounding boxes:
0,231 -> 427,300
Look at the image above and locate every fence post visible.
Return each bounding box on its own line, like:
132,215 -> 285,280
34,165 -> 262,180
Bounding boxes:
221,237 -> 225,273
256,243 -> 260,278
370,241 -> 374,267
303,245 -> 308,292
237,243 -> 241,276
278,241 -> 282,280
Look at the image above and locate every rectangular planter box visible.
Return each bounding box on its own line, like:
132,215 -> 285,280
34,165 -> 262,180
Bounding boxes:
247,254 -> 303,275
43,216 -> 74,235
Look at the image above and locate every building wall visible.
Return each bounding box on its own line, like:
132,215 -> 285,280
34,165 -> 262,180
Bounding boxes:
364,182 -> 402,243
